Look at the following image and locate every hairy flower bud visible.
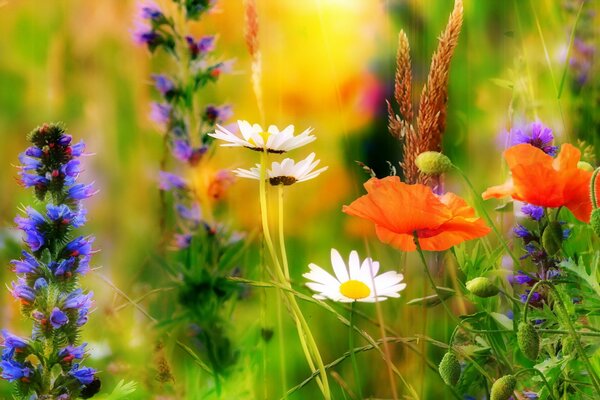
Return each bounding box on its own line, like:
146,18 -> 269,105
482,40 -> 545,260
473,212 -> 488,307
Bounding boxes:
517,322 -> 540,360
542,221 -> 563,256
490,375 -> 517,400
590,209 -> 600,238
438,352 -> 461,386
415,151 -> 453,175
466,277 -> 499,298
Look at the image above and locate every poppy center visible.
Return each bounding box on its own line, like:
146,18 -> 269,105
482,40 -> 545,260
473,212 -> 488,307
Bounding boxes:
339,280 -> 370,300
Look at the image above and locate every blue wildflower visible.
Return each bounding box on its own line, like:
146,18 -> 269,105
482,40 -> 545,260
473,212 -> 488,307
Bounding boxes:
1,330 -> 28,352
510,271 -> 534,285
150,102 -> 172,124
10,279 -> 36,303
204,104 -> 232,125
33,278 -> 48,291
10,252 -> 39,274
520,290 -> 542,304
58,343 -> 87,362
159,171 -> 187,190
18,172 -> 48,188
24,147 -> 43,158
18,153 -> 42,171
0,359 -> 31,382
139,1 -> 164,21
50,308 -> 69,329
171,140 -> 207,165
152,74 -> 176,96
60,159 -> 80,178
71,140 -> 86,157
69,364 -> 96,385
511,121 -> 558,156
521,204 -> 544,221
186,35 -> 215,58
513,224 -> 530,238
67,183 -> 97,200
63,236 -> 94,257
62,290 -> 93,311
46,204 -> 75,223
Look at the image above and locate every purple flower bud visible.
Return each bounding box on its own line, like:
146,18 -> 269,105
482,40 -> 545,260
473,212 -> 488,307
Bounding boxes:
61,159 -> 81,177
152,74 -> 176,96
521,204 -> 544,221
62,289 -> 94,311
173,233 -> 192,249
159,171 -> 187,191
176,204 -> 201,222
1,330 -> 28,351
204,104 -> 232,125
139,0 -> 163,20
68,182 -> 98,200
0,359 -> 31,382
64,236 -> 94,257
150,102 -> 172,124
33,278 -> 48,291
58,343 -> 87,361
50,307 -> 69,329
25,147 -> 43,157
47,204 -> 75,222
10,279 -> 36,303
10,251 -> 39,274
18,153 -> 41,171
185,35 -> 215,58
18,172 -> 48,188
69,363 -> 96,385
513,224 -> 530,239
57,134 -> 73,146
71,140 -> 86,157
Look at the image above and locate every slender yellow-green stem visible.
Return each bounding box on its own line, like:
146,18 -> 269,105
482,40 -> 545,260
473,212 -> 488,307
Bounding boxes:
514,368 -> 556,399
276,291 -> 288,398
349,302 -> 363,399
278,185 -> 290,281
258,151 -> 331,399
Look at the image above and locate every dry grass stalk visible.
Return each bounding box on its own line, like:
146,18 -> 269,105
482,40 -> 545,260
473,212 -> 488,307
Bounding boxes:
244,0 -> 265,122
389,0 -> 463,184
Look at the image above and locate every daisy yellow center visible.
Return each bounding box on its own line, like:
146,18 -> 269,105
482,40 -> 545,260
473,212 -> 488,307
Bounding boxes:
248,131 -> 270,147
339,280 -> 370,300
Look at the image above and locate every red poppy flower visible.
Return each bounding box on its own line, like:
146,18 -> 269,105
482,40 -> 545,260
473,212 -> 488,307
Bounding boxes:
482,143 -> 592,222
343,176 -> 490,251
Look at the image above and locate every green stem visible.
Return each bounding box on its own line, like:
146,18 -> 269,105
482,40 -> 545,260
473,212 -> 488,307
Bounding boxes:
258,151 -> 331,399
590,167 -> 600,209
277,291 -> 288,399
349,302 -> 363,399
278,185 -> 290,281
453,166 -> 521,267
515,368 -> 556,399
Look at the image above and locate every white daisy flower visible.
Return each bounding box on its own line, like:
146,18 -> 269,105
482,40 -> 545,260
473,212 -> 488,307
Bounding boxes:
233,152 -> 327,185
304,249 -> 407,303
208,120 -> 316,153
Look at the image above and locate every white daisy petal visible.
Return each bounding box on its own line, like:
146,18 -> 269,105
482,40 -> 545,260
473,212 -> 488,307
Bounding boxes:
330,249 -> 350,282
304,249 -> 407,304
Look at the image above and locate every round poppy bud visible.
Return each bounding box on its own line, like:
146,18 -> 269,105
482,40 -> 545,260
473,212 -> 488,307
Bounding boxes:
542,221 -> 563,255
465,277 -> 499,298
438,352 -> 461,386
577,161 -> 594,172
490,375 -> 517,400
590,209 -> 600,237
517,322 -> 539,360
415,151 -> 453,175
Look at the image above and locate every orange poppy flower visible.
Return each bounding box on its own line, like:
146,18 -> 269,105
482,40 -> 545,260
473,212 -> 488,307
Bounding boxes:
482,143 -> 592,222
342,176 -> 491,251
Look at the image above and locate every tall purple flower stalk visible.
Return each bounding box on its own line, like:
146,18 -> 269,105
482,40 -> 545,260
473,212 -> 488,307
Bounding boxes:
1,124 -> 99,399
132,0 -> 245,383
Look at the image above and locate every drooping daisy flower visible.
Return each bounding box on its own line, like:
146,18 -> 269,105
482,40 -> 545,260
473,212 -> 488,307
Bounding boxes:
209,120 -> 316,153
304,249 -> 406,303
233,152 -> 327,185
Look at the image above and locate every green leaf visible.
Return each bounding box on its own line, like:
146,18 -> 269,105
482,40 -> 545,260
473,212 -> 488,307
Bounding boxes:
560,255 -> 600,298
494,202 -> 514,212
490,312 -> 514,331
95,380 -> 138,400
406,287 -> 455,307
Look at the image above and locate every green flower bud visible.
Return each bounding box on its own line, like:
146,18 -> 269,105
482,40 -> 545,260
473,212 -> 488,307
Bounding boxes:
415,151 -> 453,175
438,352 -> 461,386
465,277 -> 499,298
517,322 -> 540,360
591,209 -> 600,238
490,375 -> 517,400
542,221 -> 563,256
577,161 -> 594,172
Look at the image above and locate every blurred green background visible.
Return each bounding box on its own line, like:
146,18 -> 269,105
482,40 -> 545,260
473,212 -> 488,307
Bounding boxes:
0,0 -> 597,398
